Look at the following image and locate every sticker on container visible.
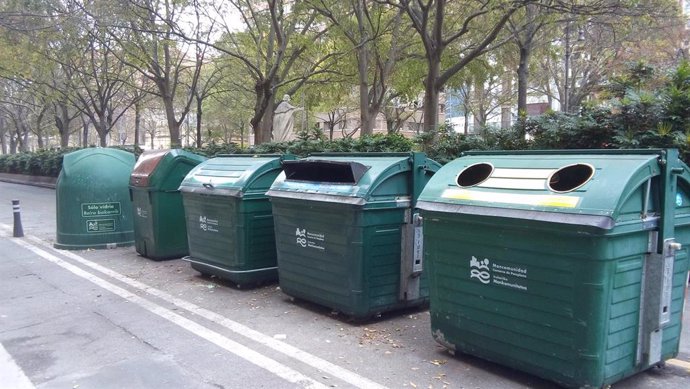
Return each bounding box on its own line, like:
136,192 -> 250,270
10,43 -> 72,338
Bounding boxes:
469,256 -> 528,291
136,207 -> 148,218
82,202 -> 121,217
199,215 -> 219,232
442,188 -> 580,208
86,219 -> 115,233
295,227 -> 325,251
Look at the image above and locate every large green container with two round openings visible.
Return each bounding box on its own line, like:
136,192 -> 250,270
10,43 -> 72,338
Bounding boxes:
267,153 -> 440,319
55,148 -> 136,250
179,154 -> 294,287
130,149 -> 207,260
417,149 -> 690,388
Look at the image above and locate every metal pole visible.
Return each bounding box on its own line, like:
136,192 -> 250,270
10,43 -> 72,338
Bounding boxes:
12,199 -> 24,237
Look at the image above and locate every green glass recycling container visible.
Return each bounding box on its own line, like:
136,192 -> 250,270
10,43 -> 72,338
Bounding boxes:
130,149 -> 206,260
417,149 -> 690,388
267,153 -> 440,319
179,155 -> 294,287
55,148 -> 135,250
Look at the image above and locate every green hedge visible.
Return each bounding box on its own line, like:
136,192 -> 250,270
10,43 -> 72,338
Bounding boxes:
182,133 -> 416,157
0,146 -> 140,177
0,135 -> 415,177
0,148 -> 75,177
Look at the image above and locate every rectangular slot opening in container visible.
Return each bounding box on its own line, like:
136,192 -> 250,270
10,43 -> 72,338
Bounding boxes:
282,160 -> 369,184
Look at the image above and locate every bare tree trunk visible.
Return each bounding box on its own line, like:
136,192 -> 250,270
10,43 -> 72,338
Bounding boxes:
516,4 -> 538,125
22,129 -> 29,151
240,121 -> 245,149
60,130 -> 70,148
0,117 -> 6,154
162,97 -> 181,147
54,103 -> 72,148
35,107 -> 47,149
36,133 -> 44,149
93,111 -> 109,147
258,96 -> 276,144
474,80 -> 487,128
196,94 -> 203,148
12,113 -> 29,152
81,116 -> 90,147
422,56 -> 441,147
10,135 -> 17,154
357,45 -> 372,135
517,42 -> 531,118
501,73 -> 512,129
98,127 -> 108,147
250,80 -> 275,144
16,128 -> 27,152
134,100 -> 141,148
463,111 -> 470,134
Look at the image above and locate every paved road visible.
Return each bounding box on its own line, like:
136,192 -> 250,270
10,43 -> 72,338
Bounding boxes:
0,181 -> 689,389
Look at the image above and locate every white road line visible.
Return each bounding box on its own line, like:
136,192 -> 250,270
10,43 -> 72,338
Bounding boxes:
0,343 -> 36,389
0,225 -> 388,389
667,358 -> 690,370
1,231 -> 327,389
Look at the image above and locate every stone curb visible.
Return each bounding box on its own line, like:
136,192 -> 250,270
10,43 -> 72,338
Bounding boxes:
0,173 -> 57,189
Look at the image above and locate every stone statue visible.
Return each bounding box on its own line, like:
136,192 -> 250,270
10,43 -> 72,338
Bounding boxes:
272,94 -> 303,142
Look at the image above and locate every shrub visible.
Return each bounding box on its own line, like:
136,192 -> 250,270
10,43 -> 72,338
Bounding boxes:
0,147 -> 123,177
518,108 -> 616,150
416,125 -> 489,165
250,133 -> 415,157
184,141 -> 239,157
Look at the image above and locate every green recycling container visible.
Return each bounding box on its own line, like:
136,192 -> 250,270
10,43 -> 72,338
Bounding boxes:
179,154 -> 294,287
55,148 -> 136,250
417,149 -> 690,388
130,149 -> 206,260
267,153 -> 440,319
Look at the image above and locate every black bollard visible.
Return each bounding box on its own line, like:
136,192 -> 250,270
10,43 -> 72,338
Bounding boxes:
12,199 -> 24,237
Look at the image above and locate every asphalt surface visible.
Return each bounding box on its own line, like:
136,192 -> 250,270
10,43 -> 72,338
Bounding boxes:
0,181 -> 689,389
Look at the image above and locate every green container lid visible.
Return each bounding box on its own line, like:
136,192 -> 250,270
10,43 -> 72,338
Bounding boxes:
55,148 -> 136,250
179,155 -> 292,198
268,152 -> 441,206
418,150 -> 680,229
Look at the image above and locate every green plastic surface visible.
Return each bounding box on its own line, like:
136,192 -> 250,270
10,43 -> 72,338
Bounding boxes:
418,152 -> 665,224
179,155 -> 293,286
180,155 -> 288,197
268,152 -> 440,319
270,153 -> 441,206
418,149 -> 690,388
55,148 -> 135,250
130,149 -> 206,260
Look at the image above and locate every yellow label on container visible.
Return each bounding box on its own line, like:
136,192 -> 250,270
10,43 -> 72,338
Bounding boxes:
441,188 -> 580,208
